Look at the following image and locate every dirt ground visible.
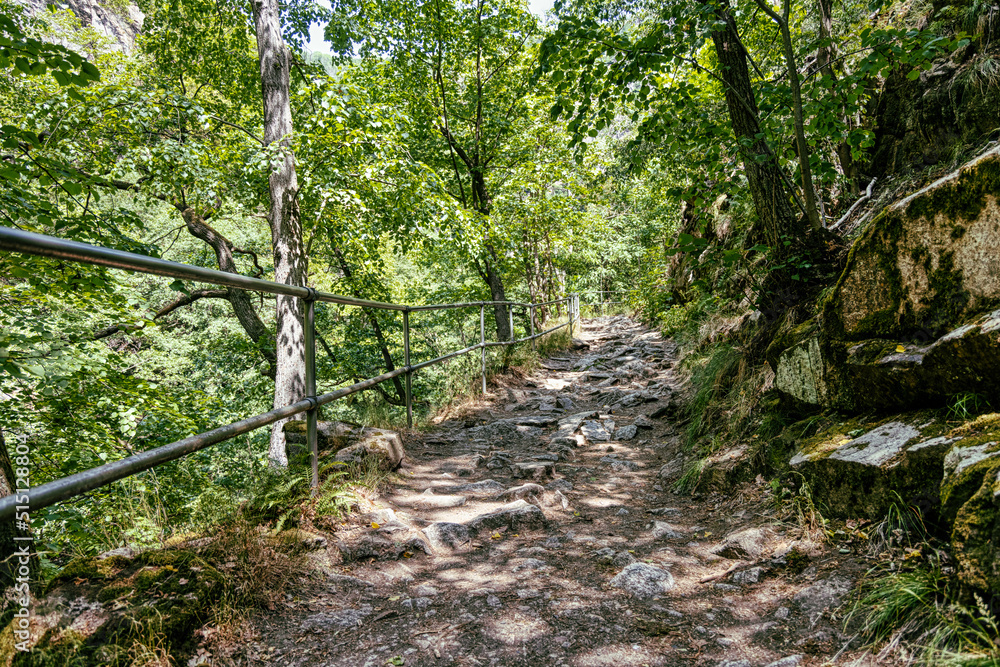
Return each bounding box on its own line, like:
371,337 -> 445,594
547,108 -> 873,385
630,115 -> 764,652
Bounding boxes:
238,316 -> 876,667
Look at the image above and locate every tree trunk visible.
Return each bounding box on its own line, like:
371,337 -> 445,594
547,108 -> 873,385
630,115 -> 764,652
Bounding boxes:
751,0 -> 821,229
711,0 -> 805,248
0,430 -> 37,592
0,430 -> 18,589
817,0 -> 859,195
777,14 -> 822,229
480,254 -> 512,341
252,0 -> 306,467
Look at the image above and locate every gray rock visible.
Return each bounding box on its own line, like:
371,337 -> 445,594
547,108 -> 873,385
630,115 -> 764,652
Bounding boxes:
793,576 -> 852,618
648,507 -> 680,515
616,508 -> 630,516
789,418 -> 955,519
496,483 -> 545,501
944,440 -> 1000,480
658,456 -> 685,481
730,567 -> 764,585
516,588 -> 542,599
301,605 -> 373,631
466,499 -> 547,536
545,479 -> 573,491
776,147 -> 1000,412
714,527 -> 773,560
332,428 -> 405,471
551,434 -> 586,448
718,661 -> 751,667
612,551 -> 638,568
634,415 -> 655,429
713,583 -> 739,592
552,410 -> 598,441
764,656 -> 803,667
557,396 -> 576,410
512,461 -> 555,480
610,563 -> 675,599
593,547 -> 617,564
438,479 -> 505,495
394,491 -> 467,509
401,597 -> 432,612
940,438 -> 1000,591
647,401 -> 679,419
424,522 -> 470,550
652,521 -> 682,539
413,584 -> 439,597
613,425 -> 638,441
581,420 -> 611,442
774,606 -> 790,619
486,594 -> 502,608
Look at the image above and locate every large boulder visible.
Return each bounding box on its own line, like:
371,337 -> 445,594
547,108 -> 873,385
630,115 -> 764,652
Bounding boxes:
788,414 -> 955,519
938,414 -> 1000,592
774,146 -> 1000,411
0,550 -> 222,665
284,420 -> 405,471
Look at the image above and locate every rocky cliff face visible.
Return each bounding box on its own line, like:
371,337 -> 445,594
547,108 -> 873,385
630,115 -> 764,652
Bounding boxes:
868,0 -> 1000,179
774,145 -> 1000,412
21,0 -> 143,52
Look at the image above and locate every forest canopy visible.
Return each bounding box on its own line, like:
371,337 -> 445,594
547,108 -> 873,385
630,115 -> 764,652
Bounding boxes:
0,0 -> 980,565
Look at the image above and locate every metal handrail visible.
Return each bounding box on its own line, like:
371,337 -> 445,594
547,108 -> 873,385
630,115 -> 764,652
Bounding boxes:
0,226 -> 581,521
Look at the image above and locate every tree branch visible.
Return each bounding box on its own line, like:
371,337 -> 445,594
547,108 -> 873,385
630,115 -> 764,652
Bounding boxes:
94,288 -> 230,339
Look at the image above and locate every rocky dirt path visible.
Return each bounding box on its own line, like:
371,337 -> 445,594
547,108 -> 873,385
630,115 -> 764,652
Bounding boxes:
246,317 -> 868,667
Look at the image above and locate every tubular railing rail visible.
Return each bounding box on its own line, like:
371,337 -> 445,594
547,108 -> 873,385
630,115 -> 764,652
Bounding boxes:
0,226 -> 579,522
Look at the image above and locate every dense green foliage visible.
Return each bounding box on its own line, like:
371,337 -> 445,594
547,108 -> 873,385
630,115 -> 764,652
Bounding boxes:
0,0 -> 990,588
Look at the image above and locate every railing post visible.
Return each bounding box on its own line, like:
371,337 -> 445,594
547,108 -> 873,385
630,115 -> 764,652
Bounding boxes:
403,308 -> 412,429
480,304 -> 486,394
304,291 -> 318,497
508,303 -> 514,342
529,304 -> 535,351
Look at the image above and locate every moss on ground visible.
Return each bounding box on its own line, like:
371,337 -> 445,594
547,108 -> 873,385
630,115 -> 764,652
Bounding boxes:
0,550 -> 224,667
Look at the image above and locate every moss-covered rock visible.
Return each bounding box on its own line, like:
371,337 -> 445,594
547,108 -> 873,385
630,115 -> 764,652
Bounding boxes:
935,414 -> 1000,591
0,549 -> 223,666
828,146 -> 1000,342
777,307 -> 1000,412
870,46 -> 1000,181
284,420 -> 405,471
334,428 -> 405,471
773,147 -> 1000,413
789,412 -> 953,519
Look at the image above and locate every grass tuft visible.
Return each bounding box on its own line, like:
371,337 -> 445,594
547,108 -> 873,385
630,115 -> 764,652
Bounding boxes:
848,563 -> 1000,664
